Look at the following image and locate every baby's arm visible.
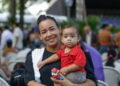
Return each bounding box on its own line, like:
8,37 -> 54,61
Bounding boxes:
60,64 -> 81,75
37,54 -> 60,68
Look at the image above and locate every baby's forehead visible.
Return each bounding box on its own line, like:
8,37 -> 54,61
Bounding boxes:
62,30 -> 78,36
62,27 -> 77,33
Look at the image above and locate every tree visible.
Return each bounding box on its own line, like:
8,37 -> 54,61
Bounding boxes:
9,0 -> 16,24
2,0 -> 16,23
76,0 -> 87,23
19,0 -> 25,28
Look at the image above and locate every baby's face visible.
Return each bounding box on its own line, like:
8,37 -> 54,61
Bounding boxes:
61,27 -> 79,48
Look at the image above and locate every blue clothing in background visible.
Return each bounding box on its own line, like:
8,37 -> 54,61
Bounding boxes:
34,24 -> 39,33
83,43 -> 105,81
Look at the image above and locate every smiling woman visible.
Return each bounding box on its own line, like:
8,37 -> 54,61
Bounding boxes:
24,15 -> 97,86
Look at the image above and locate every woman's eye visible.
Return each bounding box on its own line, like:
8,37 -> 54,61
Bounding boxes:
41,31 -> 46,34
50,28 -> 54,31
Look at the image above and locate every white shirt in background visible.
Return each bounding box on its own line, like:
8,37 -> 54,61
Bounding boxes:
0,29 -> 13,50
13,27 -> 23,50
86,31 -> 92,46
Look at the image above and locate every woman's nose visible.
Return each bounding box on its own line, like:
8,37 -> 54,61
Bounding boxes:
46,31 -> 51,36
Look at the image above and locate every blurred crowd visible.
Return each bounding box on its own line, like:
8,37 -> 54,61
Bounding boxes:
0,23 -> 44,83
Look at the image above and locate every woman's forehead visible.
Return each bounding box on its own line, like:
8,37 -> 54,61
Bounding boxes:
39,19 -> 57,29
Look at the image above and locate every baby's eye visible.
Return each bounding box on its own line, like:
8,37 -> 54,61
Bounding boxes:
64,36 -> 68,38
71,35 -> 75,38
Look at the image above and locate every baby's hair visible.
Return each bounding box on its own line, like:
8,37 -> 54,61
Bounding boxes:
61,25 -> 80,36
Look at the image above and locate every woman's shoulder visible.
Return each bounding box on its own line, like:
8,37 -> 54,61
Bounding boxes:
31,47 -> 45,56
32,47 -> 45,52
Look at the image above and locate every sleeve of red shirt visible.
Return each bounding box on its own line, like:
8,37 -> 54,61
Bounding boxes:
56,50 -> 62,59
73,49 -> 86,67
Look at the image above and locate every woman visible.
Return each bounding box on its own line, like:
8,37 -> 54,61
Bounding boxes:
25,15 -> 97,86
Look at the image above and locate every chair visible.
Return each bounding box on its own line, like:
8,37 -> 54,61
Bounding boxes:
98,80 -> 109,86
0,77 -> 9,86
114,59 -> 120,72
0,69 -> 8,80
103,66 -> 120,86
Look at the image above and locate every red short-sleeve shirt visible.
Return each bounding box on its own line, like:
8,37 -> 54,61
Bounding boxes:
56,44 -> 86,72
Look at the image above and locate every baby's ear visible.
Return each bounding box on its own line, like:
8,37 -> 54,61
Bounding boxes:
78,35 -> 81,42
59,26 -> 62,35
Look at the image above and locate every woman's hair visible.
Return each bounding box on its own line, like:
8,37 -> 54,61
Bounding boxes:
37,15 -> 59,27
61,25 -> 80,36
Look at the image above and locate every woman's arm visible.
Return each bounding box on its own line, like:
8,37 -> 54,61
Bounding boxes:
27,81 -> 46,86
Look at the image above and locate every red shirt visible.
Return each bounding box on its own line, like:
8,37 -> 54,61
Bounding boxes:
56,44 -> 86,72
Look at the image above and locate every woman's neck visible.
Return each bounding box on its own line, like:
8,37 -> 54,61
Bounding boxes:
46,43 -> 61,53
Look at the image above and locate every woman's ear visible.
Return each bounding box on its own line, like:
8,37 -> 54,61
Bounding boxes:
39,34 -> 42,40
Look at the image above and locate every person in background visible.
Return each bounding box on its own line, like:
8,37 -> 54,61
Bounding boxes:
82,25 -> 98,49
98,24 -> 112,54
3,39 -> 16,57
0,26 -> 13,50
105,49 -> 117,67
82,42 -> 105,81
114,32 -> 120,60
12,23 -> 23,50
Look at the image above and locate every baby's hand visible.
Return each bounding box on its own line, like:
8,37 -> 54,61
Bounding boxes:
37,61 -> 45,68
60,67 -> 68,75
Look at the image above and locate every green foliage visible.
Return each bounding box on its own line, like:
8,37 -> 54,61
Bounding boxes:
60,15 -> 101,35
2,0 -> 8,7
87,15 -> 101,33
111,26 -> 120,33
46,0 -> 52,2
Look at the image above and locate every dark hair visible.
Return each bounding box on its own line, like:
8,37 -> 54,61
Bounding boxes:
61,25 -> 80,36
37,15 -> 59,33
101,24 -> 110,29
13,23 -> 19,27
13,62 -> 25,71
6,39 -> 12,47
4,25 -> 9,29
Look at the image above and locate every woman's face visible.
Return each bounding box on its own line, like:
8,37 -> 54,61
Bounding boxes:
38,19 -> 61,47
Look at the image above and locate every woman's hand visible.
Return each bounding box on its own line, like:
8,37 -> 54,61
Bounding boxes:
28,81 -> 47,86
51,73 -> 74,86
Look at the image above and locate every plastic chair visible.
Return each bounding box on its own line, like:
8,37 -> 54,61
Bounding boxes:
98,80 -> 109,86
103,66 -> 120,86
0,77 -> 9,86
0,69 -> 8,80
